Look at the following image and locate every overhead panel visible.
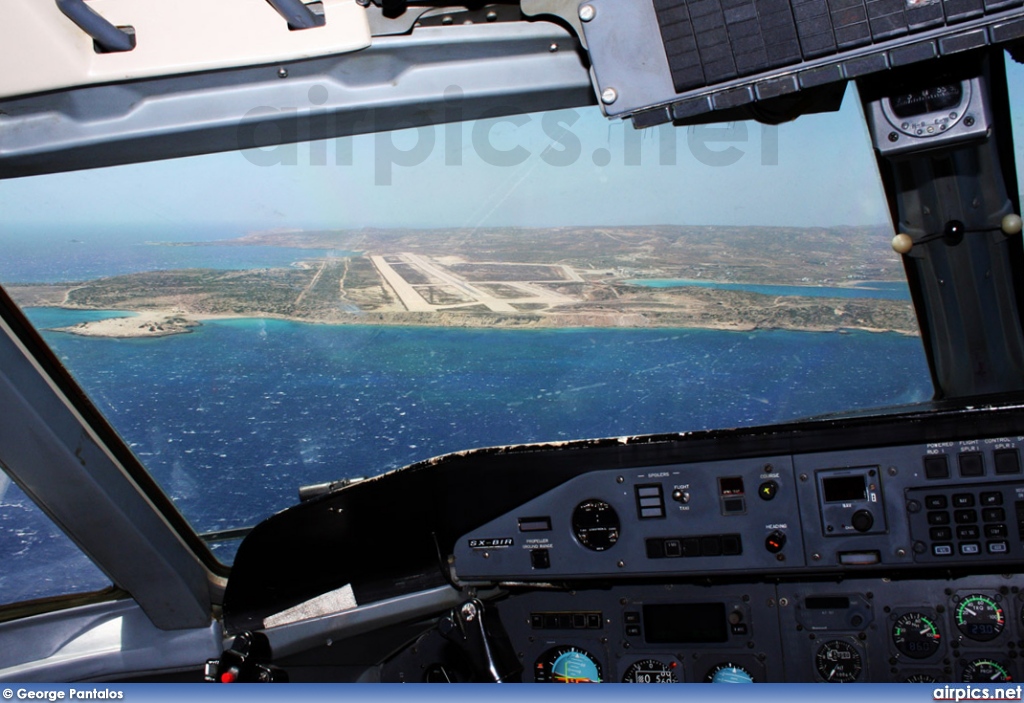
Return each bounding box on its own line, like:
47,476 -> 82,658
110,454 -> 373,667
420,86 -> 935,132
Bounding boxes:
578,0 -> 1024,124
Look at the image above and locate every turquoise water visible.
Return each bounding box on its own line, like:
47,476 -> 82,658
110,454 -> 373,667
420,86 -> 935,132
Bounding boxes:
27,308 -> 137,327
627,279 -> 911,300
0,234 -> 929,598
25,310 -> 934,535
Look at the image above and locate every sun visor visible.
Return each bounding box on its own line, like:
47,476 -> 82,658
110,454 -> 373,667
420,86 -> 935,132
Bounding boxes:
576,0 -> 1024,125
0,0 -> 370,99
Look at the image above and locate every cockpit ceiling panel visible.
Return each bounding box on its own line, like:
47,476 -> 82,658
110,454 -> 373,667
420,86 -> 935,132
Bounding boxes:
0,23 -> 592,179
581,0 -> 1024,124
0,0 -> 370,100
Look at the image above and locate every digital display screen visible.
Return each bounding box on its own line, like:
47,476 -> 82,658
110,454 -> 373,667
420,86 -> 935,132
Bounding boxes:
719,477 -> 744,495
805,596 -> 850,610
822,475 -> 866,503
642,603 -> 728,643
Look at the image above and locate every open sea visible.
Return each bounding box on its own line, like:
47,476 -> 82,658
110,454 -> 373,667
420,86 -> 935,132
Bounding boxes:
26,310 -> 933,533
0,243 -> 935,600
0,240 -> 345,283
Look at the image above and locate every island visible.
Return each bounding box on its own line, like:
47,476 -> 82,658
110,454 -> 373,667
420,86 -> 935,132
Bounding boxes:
5,225 -> 920,337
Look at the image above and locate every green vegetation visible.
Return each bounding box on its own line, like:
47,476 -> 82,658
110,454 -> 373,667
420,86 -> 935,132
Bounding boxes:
223,224 -> 903,286
6,226 -> 919,336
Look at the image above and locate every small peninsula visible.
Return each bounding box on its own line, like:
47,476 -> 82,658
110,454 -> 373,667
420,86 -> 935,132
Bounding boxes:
54,312 -> 200,338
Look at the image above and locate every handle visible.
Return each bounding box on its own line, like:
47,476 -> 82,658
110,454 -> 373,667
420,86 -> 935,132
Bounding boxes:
266,0 -> 326,29
55,0 -> 135,52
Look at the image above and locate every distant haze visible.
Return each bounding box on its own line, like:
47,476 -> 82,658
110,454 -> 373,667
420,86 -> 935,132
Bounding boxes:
0,97 -> 902,238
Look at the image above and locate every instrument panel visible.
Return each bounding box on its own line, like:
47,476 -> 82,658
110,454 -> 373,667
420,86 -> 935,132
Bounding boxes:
436,436 -> 1024,683
454,438 -> 1024,580
226,403 -> 1024,683
484,573 -> 1024,683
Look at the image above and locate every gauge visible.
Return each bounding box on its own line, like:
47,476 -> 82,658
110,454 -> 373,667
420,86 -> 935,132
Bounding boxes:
955,595 -> 1005,642
705,663 -> 755,683
906,674 -> 939,683
534,646 -> 602,683
622,659 -> 678,683
962,659 -> 1012,683
892,612 -> 942,659
889,83 -> 963,118
815,640 -> 863,683
571,499 -> 620,551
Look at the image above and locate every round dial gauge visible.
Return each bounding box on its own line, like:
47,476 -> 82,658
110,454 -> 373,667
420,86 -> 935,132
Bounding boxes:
906,674 -> 939,683
571,499 -> 620,551
955,595 -> 1005,642
892,612 -> 942,659
534,646 -> 602,683
705,663 -> 755,683
815,640 -> 863,683
622,659 -> 678,683
962,659 -> 1011,683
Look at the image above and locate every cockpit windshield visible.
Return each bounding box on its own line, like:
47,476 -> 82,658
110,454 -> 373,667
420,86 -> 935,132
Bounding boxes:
0,94 -> 933,567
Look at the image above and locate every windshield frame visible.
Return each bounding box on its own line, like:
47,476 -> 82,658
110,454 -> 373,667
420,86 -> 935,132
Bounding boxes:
0,288 -> 222,625
7,20 -> 1024,624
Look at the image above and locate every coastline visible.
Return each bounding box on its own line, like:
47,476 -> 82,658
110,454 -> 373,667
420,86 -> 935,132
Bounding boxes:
54,311 -> 200,338
8,238 -> 918,340
43,305 -> 921,338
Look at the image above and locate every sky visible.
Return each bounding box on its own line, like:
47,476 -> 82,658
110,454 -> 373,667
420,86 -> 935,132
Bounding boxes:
2,60 -> 1024,240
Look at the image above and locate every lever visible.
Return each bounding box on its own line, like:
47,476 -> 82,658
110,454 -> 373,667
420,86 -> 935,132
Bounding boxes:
205,631 -> 289,683
437,598 -> 522,683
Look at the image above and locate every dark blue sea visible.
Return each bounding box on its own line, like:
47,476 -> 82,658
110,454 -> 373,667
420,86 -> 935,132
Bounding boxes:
0,244 -> 934,599
23,310 -> 932,533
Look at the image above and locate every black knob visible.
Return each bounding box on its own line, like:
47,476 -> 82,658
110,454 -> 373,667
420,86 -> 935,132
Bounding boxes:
758,480 -> 778,501
765,530 -> 786,553
943,219 -> 965,246
851,509 -> 874,533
